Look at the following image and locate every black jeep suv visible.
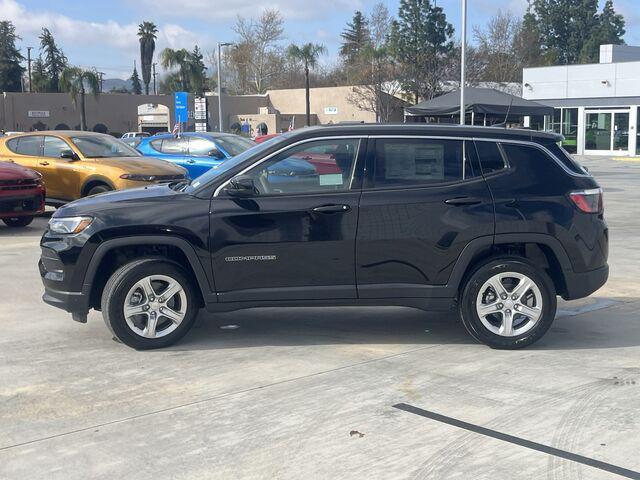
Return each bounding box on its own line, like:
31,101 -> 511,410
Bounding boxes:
39,125 -> 608,350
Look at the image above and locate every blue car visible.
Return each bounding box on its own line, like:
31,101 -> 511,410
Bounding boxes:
136,132 -> 256,179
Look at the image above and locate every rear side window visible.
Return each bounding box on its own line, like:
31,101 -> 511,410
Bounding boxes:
475,141 -> 507,174
544,142 -> 588,175
500,144 -> 558,171
372,138 -> 476,187
7,136 -> 42,156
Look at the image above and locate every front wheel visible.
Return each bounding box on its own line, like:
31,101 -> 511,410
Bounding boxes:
86,184 -> 112,197
101,258 -> 199,349
2,216 -> 34,228
459,257 -> 557,349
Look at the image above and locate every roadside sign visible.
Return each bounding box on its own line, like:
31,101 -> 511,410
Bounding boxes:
174,92 -> 188,123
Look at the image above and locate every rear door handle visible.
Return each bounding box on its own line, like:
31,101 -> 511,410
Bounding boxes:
39,161 -> 50,166
444,197 -> 482,206
311,204 -> 351,213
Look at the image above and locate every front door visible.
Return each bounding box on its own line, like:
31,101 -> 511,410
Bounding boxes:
356,137 -> 495,298
210,137 -> 364,302
584,109 -> 631,155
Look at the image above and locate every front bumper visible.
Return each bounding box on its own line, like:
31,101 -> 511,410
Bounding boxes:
562,264 -> 609,300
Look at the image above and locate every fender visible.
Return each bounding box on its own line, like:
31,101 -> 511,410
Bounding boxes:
80,235 -> 217,305
444,233 -> 573,294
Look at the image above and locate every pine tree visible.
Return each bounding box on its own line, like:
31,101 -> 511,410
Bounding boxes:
130,63 -> 142,94
340,11 -> 371,66
31,56 -> 49,93
579,0 -> 626,63
514,3 -> 543,68
188,46 -> 207,95
39,28 -> 67,92
388,0 -> 454,102
0,21 -> 25,92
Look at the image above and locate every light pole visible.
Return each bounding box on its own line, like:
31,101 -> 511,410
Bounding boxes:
26,47 -> 33,93
217,42 -> 233,132
460,0 -> 467,125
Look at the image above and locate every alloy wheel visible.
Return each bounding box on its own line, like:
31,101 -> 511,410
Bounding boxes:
123,274 -> 187,338
475,272 -> 543,337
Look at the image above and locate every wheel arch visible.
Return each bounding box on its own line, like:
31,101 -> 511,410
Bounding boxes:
80,175 -> 116,197
82,235 -> 216,311
448,234 -> 572,298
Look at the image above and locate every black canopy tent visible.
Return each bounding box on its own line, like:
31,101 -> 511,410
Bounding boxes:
405,87 -> 554,125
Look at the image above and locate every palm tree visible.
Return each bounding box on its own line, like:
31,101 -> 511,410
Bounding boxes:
287,43 -> 327,126
138,21 -> 158,95
160,48 -> 191,91
60,67 -> 100,131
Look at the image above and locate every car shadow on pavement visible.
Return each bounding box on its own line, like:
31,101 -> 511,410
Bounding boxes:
169,299 -> 640,352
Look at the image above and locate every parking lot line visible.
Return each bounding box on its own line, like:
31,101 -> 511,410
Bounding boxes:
393,403 -> 640,480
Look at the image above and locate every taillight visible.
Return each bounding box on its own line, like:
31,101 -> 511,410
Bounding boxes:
569,188 -> 603,214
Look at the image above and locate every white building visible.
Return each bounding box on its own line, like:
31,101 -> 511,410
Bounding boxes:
522,44 -> 640,156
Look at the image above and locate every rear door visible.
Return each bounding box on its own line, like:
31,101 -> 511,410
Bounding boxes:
4,134 -> 44,177
356,136 -> 494,298
209,137 -> 364,302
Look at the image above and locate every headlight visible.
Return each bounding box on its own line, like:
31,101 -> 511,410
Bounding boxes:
120,174 -> 157,182
48,216 -> 93,234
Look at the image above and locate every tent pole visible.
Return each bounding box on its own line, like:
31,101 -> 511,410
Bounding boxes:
460,0 -> 467,125
484,114 -> 487,126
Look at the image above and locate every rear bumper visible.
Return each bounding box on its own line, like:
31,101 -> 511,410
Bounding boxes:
562,264 -> 609,300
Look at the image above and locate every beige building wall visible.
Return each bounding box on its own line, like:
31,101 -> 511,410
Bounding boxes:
266,86 -> 378,124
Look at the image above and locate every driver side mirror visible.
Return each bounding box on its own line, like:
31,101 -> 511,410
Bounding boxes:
225,175 -> 258,198
208,149 -> 225,160
60,149 -> 79,161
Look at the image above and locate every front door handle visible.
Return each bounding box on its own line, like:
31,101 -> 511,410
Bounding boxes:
444,197 -> 482,206
186,159 -> 196,164
39,161 -> 50,166
311,204 -> 351,214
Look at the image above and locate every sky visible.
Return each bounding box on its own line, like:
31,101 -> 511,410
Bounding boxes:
2,0 -> 640,80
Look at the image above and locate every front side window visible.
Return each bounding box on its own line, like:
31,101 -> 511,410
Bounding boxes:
372,138 -> 474,187
71,135 -> 140,158
7,136 -> 41,156
188,137 -> 218,156
240,139 -> 359,195
43,136 -> 72,158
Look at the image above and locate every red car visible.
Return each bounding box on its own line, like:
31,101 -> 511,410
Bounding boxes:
254,134 -> 342,175
0,161 -> 45,228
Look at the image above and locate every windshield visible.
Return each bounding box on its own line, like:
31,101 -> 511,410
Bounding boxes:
71,135 -> 141,158
187,134 -> 289,192
215,135 -> 256,156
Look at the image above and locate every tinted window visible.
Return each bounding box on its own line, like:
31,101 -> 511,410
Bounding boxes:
215,135 -> 255,156
241,139 -> 359,195
161,137 -> 188,154
188,137 -> 218,156
544,142 -> 588,175
71,135 -> 139,158
501,144 -> 558,171
43,136 -> 71,158
150,139 -> 163,152
475,141 -> 507,174
7,136 -> 41,156
373,138 -> 474,187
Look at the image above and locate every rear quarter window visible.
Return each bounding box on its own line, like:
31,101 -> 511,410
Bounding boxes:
543,142 -> 589,175
474,141 -> 507,174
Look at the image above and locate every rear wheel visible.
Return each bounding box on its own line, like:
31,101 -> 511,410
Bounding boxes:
2,216 -> 34,228
86,184 -> 112,197
101,258 -> 198,349
459,257 -> 557,349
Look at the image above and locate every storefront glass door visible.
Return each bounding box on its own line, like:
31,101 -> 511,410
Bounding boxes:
585,110 -> 630,155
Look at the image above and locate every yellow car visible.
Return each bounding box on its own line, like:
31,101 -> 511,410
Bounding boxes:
0,131 -> 188,204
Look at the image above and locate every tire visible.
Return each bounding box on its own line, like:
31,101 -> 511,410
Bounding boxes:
101,258 -> 199,349
86,184 -> 112,197
459,256 -> 557,349
2,216 -> 34,228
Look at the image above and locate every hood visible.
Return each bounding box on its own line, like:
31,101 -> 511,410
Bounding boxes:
55,183 -> 180,217
91,156 -> 187,175
0,161 -> 41,181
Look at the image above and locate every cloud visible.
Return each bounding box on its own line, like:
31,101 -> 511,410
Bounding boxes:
135,0 -> 362,21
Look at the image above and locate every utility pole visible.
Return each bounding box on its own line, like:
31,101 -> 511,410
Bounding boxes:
26,47 -> 33,93
460,0 -> 467,125
98,72 -> 105,93
152,63 -> 157,95
217,42 -> 233,132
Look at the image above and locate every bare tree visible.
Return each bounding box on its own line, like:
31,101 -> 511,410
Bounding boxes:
369,2 -> 392,48
474,10 -> 523,83
232,9 -> 285,94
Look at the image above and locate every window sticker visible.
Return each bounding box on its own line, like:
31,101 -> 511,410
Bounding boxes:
319,173 -> 344,186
